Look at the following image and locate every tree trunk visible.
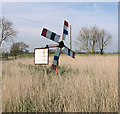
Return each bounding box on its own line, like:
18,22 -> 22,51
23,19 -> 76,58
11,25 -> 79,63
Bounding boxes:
100,49 -> 103,55
92,40 -> 95,54
0,40 -> 2,47
100,38 -> 104,55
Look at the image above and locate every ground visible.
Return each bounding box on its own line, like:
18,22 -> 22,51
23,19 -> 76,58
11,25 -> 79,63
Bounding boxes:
2,55 -> 118,112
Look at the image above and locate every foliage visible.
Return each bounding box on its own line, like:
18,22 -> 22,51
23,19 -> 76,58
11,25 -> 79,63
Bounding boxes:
10,42 -> 29,56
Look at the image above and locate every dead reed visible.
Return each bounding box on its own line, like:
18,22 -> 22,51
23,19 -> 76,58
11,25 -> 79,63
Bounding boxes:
2,55 -> 118,112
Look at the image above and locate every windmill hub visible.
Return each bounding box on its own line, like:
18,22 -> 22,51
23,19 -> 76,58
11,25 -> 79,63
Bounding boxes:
59,41 -> 64,48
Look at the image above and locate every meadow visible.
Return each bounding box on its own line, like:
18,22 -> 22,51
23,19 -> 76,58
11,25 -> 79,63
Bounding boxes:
2,55 -> 118,112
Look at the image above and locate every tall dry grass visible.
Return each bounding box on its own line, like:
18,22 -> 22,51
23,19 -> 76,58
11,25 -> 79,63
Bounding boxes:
2,55 -> 118,112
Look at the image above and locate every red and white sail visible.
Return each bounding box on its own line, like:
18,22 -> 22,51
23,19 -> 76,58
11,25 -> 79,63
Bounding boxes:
41,28 -> 60,43
64,47 -> 75,58
63,20 -> 69,41
52,47 -> 61,70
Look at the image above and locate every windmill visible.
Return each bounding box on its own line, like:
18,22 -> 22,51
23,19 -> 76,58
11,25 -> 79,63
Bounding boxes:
35,20 -> 75,74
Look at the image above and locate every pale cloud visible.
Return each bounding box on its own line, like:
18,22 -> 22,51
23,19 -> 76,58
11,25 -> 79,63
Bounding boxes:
0,2 -> 2,17
93,3 -> 97,8
2,0 -> 119,2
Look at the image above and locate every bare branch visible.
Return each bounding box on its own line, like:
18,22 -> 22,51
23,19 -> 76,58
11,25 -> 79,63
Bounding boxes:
0,17 -> 17,46
75,26 -> 112,54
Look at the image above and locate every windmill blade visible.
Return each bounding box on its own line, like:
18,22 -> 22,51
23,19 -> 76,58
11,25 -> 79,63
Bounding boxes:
62,20 -> 69,41
41,28 -> 60,43
63,47 -> 75,58
52,47 -> 61,70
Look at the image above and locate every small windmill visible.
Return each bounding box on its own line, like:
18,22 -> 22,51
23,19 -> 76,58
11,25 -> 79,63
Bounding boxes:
35,20 -> 75,74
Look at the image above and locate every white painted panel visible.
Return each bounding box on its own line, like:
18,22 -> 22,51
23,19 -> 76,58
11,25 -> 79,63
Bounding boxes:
35,48 -> 48,64
55,47 -> 60,57
52,59 -> 57,65
54,34 -> 60,42
46,30 -> 52,39
64,47 -> 68,55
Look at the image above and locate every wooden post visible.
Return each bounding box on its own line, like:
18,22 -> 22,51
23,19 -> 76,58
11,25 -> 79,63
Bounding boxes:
62,20 -> 65,41
56,60 -> 59,75
70,25 -> 72,50
56,65 -> 58,75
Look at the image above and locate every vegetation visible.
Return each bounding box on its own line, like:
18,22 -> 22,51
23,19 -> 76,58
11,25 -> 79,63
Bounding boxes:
2,55 -> 118,112
10,42 -> 29,57
75,26 -> 111,54
0,18 -> 117,112
0,17 -> 17,46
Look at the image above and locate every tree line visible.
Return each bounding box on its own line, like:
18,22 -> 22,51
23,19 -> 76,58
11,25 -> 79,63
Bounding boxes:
0,17 -> 112,56
75,26 -> 111,54
0,17 -> 29,57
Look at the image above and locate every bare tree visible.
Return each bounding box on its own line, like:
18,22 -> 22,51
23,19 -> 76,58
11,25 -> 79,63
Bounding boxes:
75,26 -> 100,54
75,27 -> 90,53
98,29 -> 111,55
89,26 -> 100,53
75,26 -> 112,54
0,17 -> 17,46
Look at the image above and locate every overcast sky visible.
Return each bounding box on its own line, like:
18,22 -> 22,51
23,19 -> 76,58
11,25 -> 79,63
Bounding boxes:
2,2 -> 118,53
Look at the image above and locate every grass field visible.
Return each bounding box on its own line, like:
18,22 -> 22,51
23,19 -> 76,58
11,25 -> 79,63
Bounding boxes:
2,55 -> 118,112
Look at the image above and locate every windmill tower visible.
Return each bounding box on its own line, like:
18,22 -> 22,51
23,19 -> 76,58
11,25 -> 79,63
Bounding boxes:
35,20 -> 75,74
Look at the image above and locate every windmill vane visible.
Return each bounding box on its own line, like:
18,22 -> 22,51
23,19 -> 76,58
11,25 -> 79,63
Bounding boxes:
63,20 -> 69,40
41,28 -> 60,43
35,20 -> 75,74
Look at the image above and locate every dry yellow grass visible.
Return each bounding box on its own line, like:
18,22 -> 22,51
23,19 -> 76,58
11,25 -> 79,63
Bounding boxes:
2,55 -> 118,112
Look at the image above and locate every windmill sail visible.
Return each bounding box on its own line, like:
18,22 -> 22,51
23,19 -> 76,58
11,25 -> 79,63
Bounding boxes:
64,47 -> 75,58
40,20 -> 75,72
52,47 -> 61,70
41,28 -> 60,43
63,20 -> 69,41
